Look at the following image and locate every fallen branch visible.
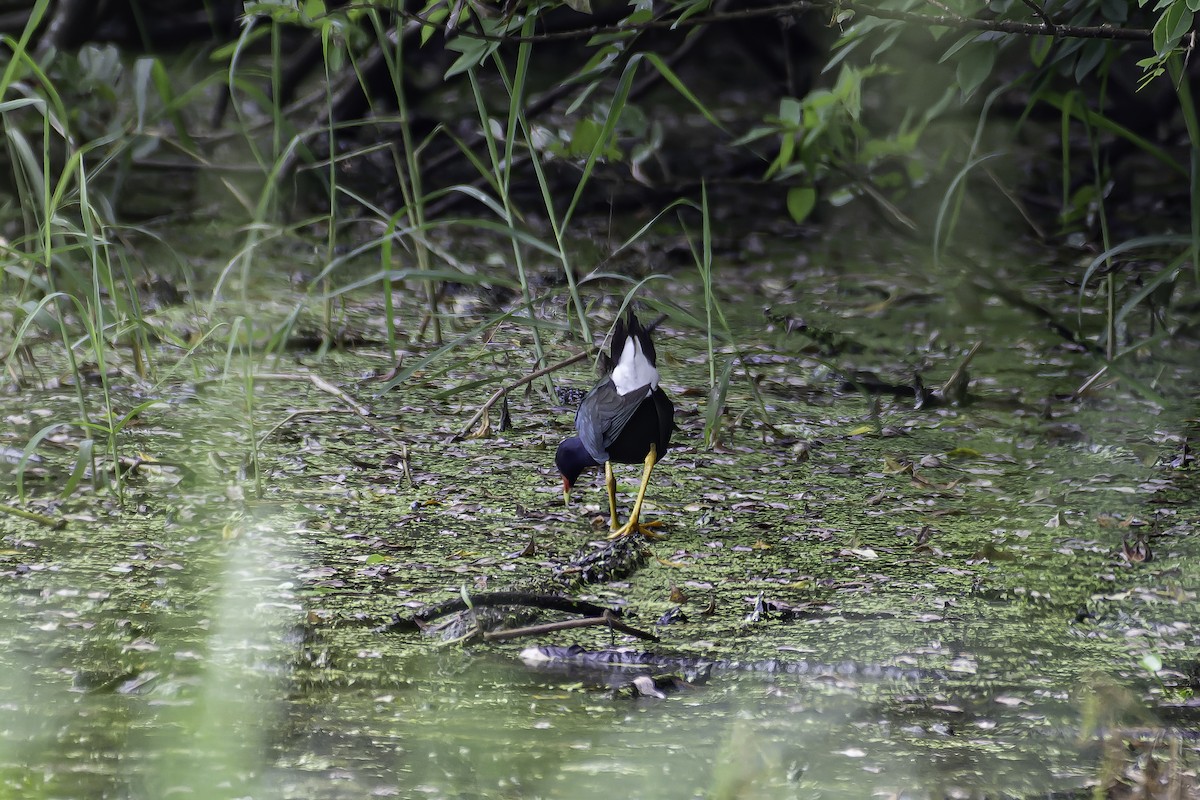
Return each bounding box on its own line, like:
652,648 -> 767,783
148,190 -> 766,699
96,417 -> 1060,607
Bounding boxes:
450,350 -> 590,442
389,590 -> 618,631
939,341 -> 982,397
0,502 -> 65,530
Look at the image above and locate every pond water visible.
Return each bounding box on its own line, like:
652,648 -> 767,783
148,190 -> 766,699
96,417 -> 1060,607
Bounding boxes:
0,229 -> 1197,798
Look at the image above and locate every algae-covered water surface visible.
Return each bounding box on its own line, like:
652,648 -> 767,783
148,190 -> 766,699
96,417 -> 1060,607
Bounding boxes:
1,230 -> 1197,799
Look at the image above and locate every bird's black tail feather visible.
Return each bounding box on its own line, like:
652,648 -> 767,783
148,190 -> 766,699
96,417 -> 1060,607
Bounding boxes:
599,309 -> 665,375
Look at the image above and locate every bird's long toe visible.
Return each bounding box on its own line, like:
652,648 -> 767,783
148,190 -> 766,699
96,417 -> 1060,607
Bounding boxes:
607,519 -> 667,540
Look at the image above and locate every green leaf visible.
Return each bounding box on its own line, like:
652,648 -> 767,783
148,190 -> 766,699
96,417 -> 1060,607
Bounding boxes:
564,116 -> 621,159
60,439 -> 93,499
1169,6 -> 1195,40
703,357 -> 736,448
766,133 -> 795,179
422,7 -> 447,44
564,0 -> 593,12
870,28 -> 902,61
1074,40 -> 1108,82
1152,3 -> 1190,53
444,37 -> 500,79
939,31 -> 980,63
779,96 -> 802,127
1153,10 -> 1169,51
956,44 -> 995,99
642,53 -> 727,133
786,186 -> 817,223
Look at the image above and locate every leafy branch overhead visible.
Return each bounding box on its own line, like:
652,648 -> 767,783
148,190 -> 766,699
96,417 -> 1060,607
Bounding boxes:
238,0 -> 1190,232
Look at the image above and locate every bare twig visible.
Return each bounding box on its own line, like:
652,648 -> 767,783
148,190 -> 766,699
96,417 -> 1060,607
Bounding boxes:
1017,0 -> 1057,32
0,502 -> 65,530
378,0 -> 1149,44
847,0 -> 1132,38
450,350 -> 590,442
256,408 -> 351,449
387,590 -> 622,630
983,163 -> 1049,239
939,341 -> 982,396
221,373 -> 371,416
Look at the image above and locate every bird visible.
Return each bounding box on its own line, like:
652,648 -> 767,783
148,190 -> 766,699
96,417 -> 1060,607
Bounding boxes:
555,310 -> 675,538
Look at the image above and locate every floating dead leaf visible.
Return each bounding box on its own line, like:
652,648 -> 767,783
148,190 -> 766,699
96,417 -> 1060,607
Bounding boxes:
669,585 -> 688,603
948,657 -> 977,673
750,540 -> 772,550
847,424 -> 875,437
655,554 -> 690,568
122,638 -> 159,653
994,695 -> 1030,707
945,446 -> 982,459
1044,510 -> 1070,528
410,498 -> 442,509
465,409 -> 492,440
1120,534 -> 1151,563
970,542 -> 1015,562
118,672 -> 159,694
932,703 -> 964,713
847,547 -> 878,560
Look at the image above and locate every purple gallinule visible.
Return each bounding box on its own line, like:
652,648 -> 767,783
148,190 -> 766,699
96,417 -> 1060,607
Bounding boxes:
556,310 -> 675,538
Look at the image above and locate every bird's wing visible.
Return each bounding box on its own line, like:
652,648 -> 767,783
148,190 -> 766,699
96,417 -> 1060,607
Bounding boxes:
575,378 -> 653,462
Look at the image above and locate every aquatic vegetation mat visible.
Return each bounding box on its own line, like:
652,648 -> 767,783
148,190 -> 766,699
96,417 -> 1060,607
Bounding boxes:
0,234 -> 1197,799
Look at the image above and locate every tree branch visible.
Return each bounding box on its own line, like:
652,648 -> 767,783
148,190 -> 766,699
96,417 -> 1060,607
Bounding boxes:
1017,0 -> 1058,32
376,0 -> 1150,44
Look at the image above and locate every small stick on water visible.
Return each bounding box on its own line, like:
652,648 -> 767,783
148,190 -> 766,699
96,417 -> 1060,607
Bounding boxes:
0,502 -> 65,530
940,341 -> 982,396
451,350 -> 590,442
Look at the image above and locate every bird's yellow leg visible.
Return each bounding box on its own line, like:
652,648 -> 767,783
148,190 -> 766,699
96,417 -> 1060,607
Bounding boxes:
609,445 -> 665,539
605,461 -> 620,532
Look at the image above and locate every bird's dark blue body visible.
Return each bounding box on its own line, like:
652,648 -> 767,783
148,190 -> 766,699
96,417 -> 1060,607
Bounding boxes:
556,310 -> 675,538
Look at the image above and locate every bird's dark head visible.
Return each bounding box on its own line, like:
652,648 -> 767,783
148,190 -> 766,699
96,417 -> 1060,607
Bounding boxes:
555,437 -> 597,505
